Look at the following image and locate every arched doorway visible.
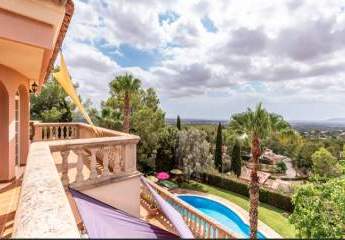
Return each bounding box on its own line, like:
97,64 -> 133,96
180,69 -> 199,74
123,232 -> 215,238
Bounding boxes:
0,81 -> 9,181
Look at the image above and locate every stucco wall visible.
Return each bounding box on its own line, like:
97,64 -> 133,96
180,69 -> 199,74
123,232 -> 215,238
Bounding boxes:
0,64 -> 29,181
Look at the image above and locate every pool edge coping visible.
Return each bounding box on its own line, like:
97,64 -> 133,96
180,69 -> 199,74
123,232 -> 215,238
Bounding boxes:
176,192 -> 282,239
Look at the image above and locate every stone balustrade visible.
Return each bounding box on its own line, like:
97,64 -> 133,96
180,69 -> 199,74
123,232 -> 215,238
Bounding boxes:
141,179 -> 238,239
32,122 -> 80,141
14,122 -> 140,237
31,122 -> 130,141
31,122 -> 140,188
49,135 -> 139,188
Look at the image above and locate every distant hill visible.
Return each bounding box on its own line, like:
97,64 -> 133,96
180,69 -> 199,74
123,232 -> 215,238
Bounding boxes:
166,118 -> 228,125
290,120 -> 345,132
166,118 -> 345,131
326,118 -> 345,123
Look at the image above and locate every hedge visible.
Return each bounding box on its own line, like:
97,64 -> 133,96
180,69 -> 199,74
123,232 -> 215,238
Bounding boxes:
197,172 -> 293,212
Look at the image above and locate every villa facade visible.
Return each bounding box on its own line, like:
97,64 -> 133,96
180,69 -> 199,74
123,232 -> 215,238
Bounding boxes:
0,0 -> 73,182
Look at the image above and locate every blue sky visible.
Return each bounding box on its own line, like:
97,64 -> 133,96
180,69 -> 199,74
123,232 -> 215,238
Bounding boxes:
63,0 -> 345,121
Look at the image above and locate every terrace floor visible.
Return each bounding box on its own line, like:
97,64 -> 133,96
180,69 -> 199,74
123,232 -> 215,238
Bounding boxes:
0,168 -> 24,238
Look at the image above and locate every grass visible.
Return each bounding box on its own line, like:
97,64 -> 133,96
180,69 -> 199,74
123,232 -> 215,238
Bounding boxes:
180,181 -> 297,238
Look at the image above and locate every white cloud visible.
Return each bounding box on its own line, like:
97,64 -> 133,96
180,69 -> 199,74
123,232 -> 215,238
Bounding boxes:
62,0 -> 345,120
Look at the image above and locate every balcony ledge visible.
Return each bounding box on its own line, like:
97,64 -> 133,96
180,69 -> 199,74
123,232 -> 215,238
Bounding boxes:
12,142 -> 80,238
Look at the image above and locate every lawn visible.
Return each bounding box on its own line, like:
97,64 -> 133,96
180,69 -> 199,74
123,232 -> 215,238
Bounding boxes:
180,181 -> 297,238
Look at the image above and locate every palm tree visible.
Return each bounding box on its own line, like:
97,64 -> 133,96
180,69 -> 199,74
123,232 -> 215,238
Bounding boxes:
229,103 -> 293,239
97,107 -> 123,130
110,73 -> 141,133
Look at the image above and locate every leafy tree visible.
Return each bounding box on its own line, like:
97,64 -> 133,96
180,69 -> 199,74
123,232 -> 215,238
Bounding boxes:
109,73 -> 141,133
132,104 -> 165,169
231,139 -> 242,177
155,127 -> 179,171
214,122 -> 223,172
31,76 -> 73,122
228,103 -> 293,238
297,141 -> 323,171
101,75 -> 165,173
177,115 -> 181,130
323,138 -> 343,159
96,106 -> 123,130
290,178 -> 345,238
178,128 -> 213,181
311,147 -> 342,178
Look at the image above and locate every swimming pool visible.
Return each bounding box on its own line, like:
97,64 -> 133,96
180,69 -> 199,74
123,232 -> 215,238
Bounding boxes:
177,195 -> 266,239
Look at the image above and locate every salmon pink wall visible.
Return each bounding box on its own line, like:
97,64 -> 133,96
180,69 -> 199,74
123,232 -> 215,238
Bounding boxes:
0,64 -> 29,182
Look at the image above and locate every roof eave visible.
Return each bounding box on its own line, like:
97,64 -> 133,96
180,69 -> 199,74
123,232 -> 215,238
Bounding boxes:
42,0 -> 74,84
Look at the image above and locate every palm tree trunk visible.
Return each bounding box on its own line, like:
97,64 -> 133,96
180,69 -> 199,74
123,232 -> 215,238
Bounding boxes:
123,92 -> 130,133
249,136 -> 261,239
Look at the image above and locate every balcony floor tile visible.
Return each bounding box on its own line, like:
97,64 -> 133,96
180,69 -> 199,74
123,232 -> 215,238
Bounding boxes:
0,175 -> 22,238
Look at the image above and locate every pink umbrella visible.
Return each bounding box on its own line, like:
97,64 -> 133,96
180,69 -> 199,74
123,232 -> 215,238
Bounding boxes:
156,171 -> 170,181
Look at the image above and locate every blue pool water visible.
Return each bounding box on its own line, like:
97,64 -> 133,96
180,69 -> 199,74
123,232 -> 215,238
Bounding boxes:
177,195 -> 266,239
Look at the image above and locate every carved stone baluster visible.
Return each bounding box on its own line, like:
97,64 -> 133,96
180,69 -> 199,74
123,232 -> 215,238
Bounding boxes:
61,126 -> 65,139
67,126 -> 71,139
195,217 -> 200,238
43,127 -> 48,140
124,144 -> 136,172
120,145 -> 125,172
75,126 -> 79,138
70,126 -> 76,139
113,146 -> 121,174
185,208 -> 190,224
89,148 -> 98,180
203,221 -> 207,238
60,150 -> 70,186
189,212 -> 193,227
207,223 -> 211,238
70,126 -> 74,138
46,126 -> 54,140
102,146 -> 111,177
193,216 -> 198,237
190,213 -> 194,230
75,150 -> 85,183
218,229 -> 224,239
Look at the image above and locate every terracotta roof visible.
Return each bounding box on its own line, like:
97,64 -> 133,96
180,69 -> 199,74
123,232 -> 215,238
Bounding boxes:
43,0 -> 74,83
240,167 -> 271,184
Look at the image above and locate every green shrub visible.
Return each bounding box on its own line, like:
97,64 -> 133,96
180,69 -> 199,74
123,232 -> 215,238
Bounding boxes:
199,172 -> 293,212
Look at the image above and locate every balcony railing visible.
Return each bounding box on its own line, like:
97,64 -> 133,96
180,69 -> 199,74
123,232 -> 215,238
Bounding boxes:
14,122 -> 140,237
32,122 -> 140,188
140,179 -> 238,239
17,121 -> 236,238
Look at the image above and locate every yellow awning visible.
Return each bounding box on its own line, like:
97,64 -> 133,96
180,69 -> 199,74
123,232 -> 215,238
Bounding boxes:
53,52 -> 99,134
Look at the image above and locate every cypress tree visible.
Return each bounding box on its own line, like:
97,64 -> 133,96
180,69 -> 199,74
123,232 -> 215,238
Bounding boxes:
177,115 -> 181,130
214,122 -> 223,172
231,140 -> 242,177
